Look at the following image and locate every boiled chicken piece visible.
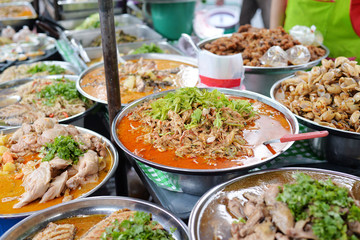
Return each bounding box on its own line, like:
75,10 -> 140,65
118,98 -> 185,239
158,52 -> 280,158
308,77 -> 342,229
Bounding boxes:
33,118 -> 57,134
32,222 -> 76,240
37,124 -> 69,145
66,150 -> 99,190
49,157 -> 71,171
10,132 -> 39,155
9,123 -> 32,143
13,162 -> 51,208
239,207 -> 264,237
40,171 -> 68,203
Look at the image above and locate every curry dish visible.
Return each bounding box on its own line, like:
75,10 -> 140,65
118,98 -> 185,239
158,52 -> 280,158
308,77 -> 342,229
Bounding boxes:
0,118 -> 113,215
117,88 -> 292,170
80,58 -> 197,104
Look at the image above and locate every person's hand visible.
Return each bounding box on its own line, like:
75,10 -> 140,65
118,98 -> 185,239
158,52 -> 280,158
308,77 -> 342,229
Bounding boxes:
216,0 -> 224,6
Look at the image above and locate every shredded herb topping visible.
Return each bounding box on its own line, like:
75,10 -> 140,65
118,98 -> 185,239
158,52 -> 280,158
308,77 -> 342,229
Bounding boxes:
277,173 -> 360,240
148,87 -> 256,129
101,211 -> 175,240
41,135 -> 84,164
37,78 -> 87,106
131,43 -> 164,55
27,63 -> 66,75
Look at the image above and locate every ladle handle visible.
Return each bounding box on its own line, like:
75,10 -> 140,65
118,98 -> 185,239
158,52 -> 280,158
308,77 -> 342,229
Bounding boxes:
280,131 -> 329,143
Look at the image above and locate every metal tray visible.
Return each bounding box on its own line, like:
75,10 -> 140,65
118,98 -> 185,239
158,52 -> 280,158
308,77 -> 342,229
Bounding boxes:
66,24 -> 163,50
85,40 -> 184,62
0,61 -> 81,84
59,7 -> 124,20
0,75 -> 98,128
197,34 -> 330,74
59,13 -> 142,31
77,53 -> 197,105
0,2 -> 37,28
189,167 -> 360,240
0,126 -> 118,219
58,0 -> 122,12
1,196 -> 189,240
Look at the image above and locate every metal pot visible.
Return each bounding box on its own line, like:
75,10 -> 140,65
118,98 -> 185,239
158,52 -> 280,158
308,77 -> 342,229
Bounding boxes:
0,125 -> 119,234
0,75 -> 98,129
271,78 -> 360,167
197,34 -> 330,96
1,196 -> 188,240
188,167 -> 360,240
112,88 -> 299,195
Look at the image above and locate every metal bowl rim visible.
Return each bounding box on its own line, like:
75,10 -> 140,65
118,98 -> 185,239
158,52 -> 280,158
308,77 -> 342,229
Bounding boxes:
0,74 -> 99,129
111,87 -> 299,175
1,196 -> 188,240
270,76 -> 360,139
197,33 -> 330,72
0,124 -> 119,219
76,53 -> 198,105
188,166 -> 360,240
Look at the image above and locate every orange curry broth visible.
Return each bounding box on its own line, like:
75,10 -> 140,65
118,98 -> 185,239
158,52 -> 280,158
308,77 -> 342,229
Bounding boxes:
117,97 -> 292,170
80,59 -> 196,104
0,149 -> 113,215
55,214 -> 106,239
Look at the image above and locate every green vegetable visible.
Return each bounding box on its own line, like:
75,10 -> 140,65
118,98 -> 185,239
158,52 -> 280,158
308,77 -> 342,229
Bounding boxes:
75,13 -> 119,30
233,217 -> 246,224
277,173 -> 360,240
148,87 -> 256,129
27,63 -> 66,75
130,43 -> 164,55
100,211 -> 175,240
37,78 -> 87,106
41,135 -> 84,164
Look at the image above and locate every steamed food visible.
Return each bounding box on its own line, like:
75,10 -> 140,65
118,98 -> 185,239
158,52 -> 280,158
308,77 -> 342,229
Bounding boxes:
228,173 -> 360,240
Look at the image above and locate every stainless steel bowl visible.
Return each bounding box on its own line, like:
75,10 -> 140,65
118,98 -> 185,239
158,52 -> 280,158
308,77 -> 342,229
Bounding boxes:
189,167 -> 360,240
0,2 -> 37,29
0,125 -> 119,234
0,75 -> 98,128
197,34 -> 330,96
1,196 -> 188,240
271,78 -> 360,167
77,53 -> 197,105
112,88 -> 299,195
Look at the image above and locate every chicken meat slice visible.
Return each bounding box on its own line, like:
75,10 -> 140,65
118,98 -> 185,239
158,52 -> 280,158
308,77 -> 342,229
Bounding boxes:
40,171 -> 68,203
66,150 -> 99,190
13,162 -> 51,208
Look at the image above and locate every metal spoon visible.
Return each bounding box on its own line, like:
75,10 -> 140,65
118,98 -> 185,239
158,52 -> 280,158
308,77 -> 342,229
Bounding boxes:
0,95 -> 21,108
181,33 -> 199,56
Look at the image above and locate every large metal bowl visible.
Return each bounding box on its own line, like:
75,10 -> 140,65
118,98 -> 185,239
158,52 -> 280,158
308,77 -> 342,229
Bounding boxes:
197,34 -> 330,96
0,61 -> 81,84
271,78 -> 360,167
77,53 -> 197,105
0,125 -> 119,234
112,88 -> 299,195
1,196 -> 188,240
0,75 -> 98,129
188,167 -> 360,240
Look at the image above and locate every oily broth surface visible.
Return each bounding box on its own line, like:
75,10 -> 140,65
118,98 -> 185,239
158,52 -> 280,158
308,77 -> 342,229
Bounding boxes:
80,59 -> 196,104
117,97 -> 292,170
0,148 -> 113,215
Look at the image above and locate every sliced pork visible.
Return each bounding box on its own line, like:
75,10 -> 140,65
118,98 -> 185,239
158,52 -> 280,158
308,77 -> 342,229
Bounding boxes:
32,222 -> 76,240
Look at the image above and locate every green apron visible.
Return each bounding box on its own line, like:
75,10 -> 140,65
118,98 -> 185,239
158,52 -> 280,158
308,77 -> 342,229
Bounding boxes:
284,0 -> 360,59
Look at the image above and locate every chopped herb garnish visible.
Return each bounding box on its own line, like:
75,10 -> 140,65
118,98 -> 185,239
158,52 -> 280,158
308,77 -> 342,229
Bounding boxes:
37,78 -> 87,106
149,87 -> 256,129
277,173 -> 360,240
131,43 -> 164,55
27,63 -> 66,75
100,211 -> 175,240
41,135 -> 84,164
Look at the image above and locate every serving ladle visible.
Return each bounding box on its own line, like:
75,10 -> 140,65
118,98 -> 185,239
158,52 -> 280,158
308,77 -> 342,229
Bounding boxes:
263,131 -> 329,154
